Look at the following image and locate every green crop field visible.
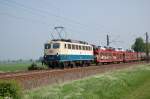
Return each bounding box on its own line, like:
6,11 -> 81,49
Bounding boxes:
24,64 -> 150,99
0,62 -> 45,72
0,63 -> 29,72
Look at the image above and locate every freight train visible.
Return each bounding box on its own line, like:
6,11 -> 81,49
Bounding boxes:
43,39 -> 144,68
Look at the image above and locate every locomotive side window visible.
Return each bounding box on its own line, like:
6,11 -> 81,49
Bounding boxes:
79,45 -> 81,50
88,46 -> 90,50
84,46 -> 86,50
82,46 -> 85,50
72,44 -> 75,49
86,46 -> 88,50
76,45 -> 79,50
53,43 -> 60,49
90,47 -> 92,50
68,44 -> 71,49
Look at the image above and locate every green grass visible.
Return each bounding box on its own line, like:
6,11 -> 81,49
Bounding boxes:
0,63 -> 29,72
24,64 -> 150,99
0,62 -> 46,72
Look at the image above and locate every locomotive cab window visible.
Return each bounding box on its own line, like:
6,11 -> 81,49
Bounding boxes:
45,44 -> 51,49
53,43 -> 60,49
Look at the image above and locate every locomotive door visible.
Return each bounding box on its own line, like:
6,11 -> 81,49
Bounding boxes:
63,43 -> 68,61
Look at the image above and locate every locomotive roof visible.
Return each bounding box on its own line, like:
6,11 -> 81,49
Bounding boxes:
51,39 -> 89,45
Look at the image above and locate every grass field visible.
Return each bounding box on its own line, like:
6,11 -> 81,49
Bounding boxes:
0,62 -> 46,72
24,64 -> 150,99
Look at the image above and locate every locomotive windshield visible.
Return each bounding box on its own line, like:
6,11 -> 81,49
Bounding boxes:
45,43 -> 60,49
45,44 -> 51,49
53,43 -> 60,49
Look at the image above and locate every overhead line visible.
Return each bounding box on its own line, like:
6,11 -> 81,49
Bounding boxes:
3,0 -> 104,32
0,12 -> 55,29
1,0 -> 96,34
0,11 -> 93,38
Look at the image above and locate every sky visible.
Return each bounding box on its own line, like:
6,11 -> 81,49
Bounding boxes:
0,0 -> 150,60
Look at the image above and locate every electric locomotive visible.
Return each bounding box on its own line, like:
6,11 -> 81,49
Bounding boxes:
43,39 -> 94,68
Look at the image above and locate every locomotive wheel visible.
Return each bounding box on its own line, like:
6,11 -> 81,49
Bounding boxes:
60,62 -> 64,69
70,62 -> 75,68
87,62 -> 90,66
63,62 -> 69,68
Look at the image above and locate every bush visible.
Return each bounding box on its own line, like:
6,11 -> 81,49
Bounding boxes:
28,63 -> 45,70
28,63 -> 37,70
0,80 -> 22,99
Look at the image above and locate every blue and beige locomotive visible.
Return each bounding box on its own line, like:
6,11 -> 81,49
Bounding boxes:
43,39 -> 94,68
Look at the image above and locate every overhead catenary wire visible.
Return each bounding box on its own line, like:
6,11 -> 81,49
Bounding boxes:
0,3 -> 92,34
1,0 -> 145,49
0,12 -> 55,29
0,0 -> 98,36
0,11 -> 87,40
1,13 -> 97,43
2,0 -> 105,32
0,11 -> 91,38
0,10 -> 142,49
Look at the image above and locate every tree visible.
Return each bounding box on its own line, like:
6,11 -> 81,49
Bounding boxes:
132,37 -> 145,52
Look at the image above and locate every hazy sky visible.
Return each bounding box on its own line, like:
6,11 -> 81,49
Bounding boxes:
0,0 -> 150,60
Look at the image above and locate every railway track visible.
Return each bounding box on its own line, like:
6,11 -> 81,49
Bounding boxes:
0,61 -> 147,90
